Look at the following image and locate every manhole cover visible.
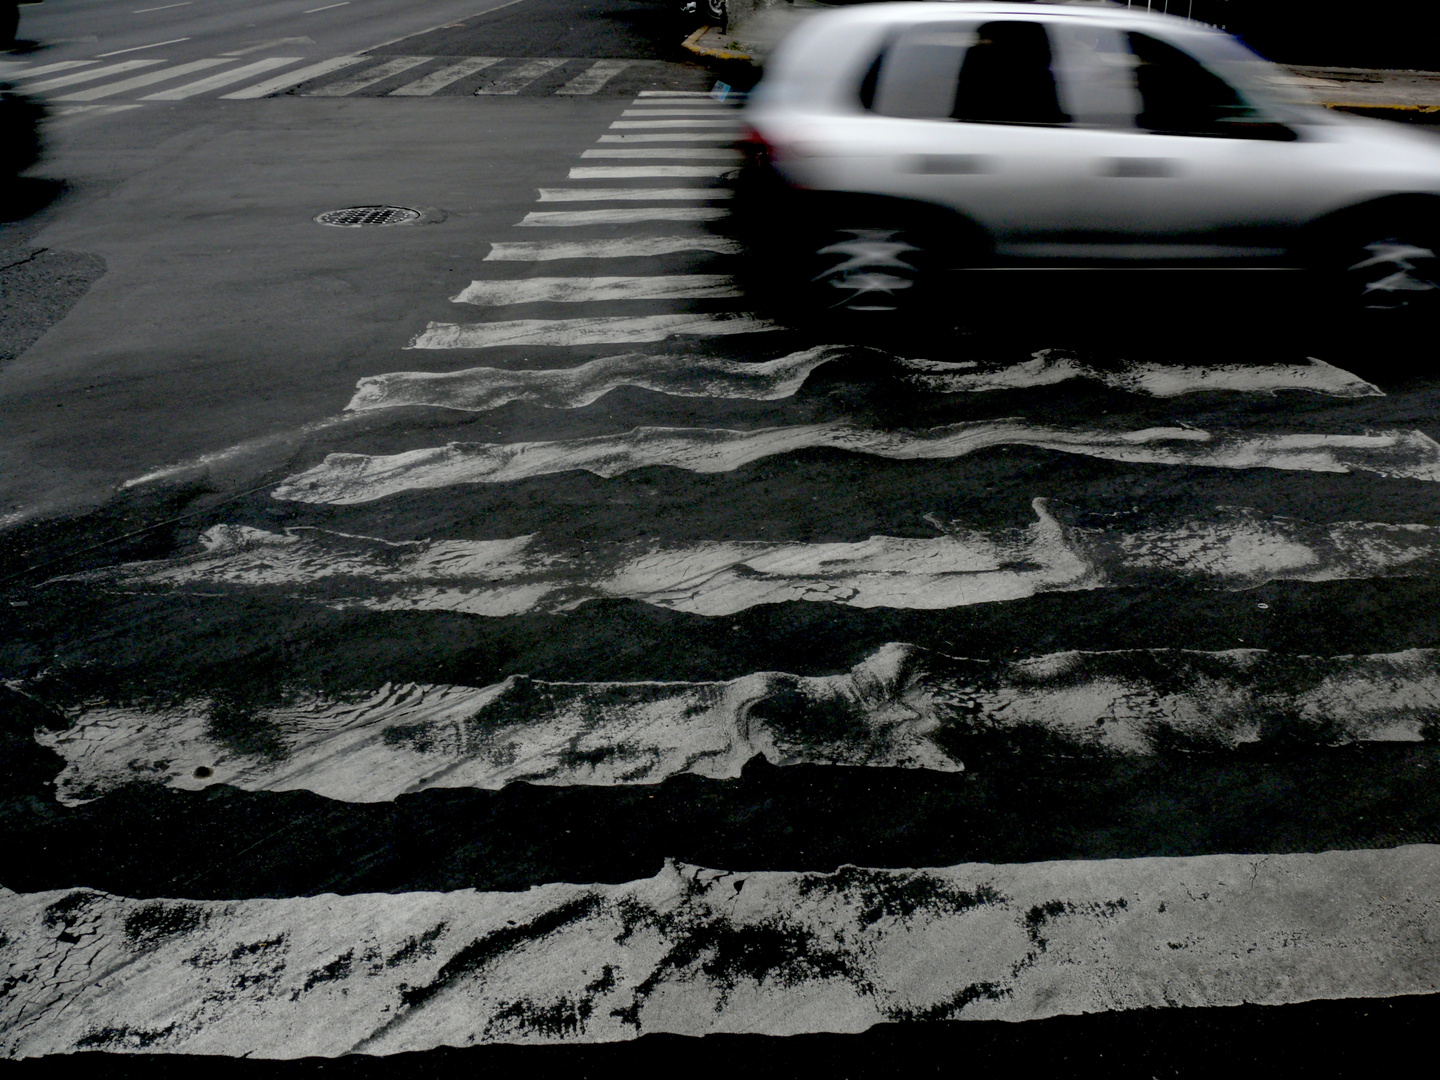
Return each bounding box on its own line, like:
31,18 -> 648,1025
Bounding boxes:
315,206 -> 422,228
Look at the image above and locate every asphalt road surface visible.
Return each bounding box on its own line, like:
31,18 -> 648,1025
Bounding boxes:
4,1 -> 1440,1072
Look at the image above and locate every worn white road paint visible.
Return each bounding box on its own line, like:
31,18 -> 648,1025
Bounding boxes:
23,60 -> 164,92
568,166 -> 736,179
595,133 -> 738,142
346,351 -> 1379,415
121,414 -> 358,490
483,236 -> 743,260
620,108 -> 738,116
580,148 -> 742,160
140,56 -> 305,100
219,54 -> 365,98
556,59 -> 631,95
349,348 -> 841,411
407,314 -> 773,349
53,57 -> 232,101
304,56 -> 429,96
517,207 -> 729,226
907,351 -> 1383,398
387,56 -> 501,96
449,276 -> 738,305
67,501 -> 1440,620
5,61 -> 97,80
272,423 -> 1440,504
5,848 -> 1439,1055
36,643 -> 1440,802
535,188 -> 731,202
609,119 -> 745,129
475,57 -> 568,94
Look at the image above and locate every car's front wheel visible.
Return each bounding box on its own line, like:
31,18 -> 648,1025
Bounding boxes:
1321,222 -> 1440,317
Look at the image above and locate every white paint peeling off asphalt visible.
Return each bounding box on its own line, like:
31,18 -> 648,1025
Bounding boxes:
407,314 -> 774,349
349,348 -> 843,411
449,276 -> 739,305
60,502 -> 1440,621
517,207 -> 729,226
35,643 -> 1440,803
580,149 -> 742,160
347,351 -> 1379,415
596,133 -> 739,142
568,166 -> 736,179
6,848 -> 1440,1055
271,423 -> 1440,504
483,236 -> 743,260
609,119 -> 745,129
535,188 -> 731,202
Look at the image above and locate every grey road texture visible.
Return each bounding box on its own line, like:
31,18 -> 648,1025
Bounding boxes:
3,0 -> 1440,1073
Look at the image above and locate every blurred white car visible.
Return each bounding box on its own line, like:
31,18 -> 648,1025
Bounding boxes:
736,1 -> 1440,315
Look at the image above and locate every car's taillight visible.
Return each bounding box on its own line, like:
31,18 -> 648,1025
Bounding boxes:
739,126 -> 780,167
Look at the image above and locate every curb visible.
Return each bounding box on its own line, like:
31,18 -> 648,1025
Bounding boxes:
1320,101 -> 1440,112
681,26 -> 754,63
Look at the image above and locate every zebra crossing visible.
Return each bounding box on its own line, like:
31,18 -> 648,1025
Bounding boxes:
2,52 -> 710,111
5,88 -> 1440,1058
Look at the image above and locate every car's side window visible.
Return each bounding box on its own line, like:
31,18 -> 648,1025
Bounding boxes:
953,21 -> 1069,126
1127,31 -> 1295,140
867,19 -> 1068,126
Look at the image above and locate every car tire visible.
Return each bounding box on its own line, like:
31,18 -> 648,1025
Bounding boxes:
704,0 -> 727,28
1323,222 -> 1440,317
805,223 -> 930,316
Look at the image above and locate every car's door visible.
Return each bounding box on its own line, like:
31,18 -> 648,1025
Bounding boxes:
851,18 -> 1115,251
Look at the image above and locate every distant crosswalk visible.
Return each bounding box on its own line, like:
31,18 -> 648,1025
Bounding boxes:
3,52 -> 711,110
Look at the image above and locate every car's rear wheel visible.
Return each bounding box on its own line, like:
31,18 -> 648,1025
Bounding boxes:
806,224 -> 929,315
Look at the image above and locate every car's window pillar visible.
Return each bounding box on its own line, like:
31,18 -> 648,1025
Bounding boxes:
951,20 -> 1070,126
1124,31 -> 1296,140
1047,21 -> 1140,128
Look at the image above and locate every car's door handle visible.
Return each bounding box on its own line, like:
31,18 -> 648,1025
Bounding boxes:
1100,157 -> 1179,178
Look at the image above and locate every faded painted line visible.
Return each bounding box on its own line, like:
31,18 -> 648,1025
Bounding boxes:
475,57 -> 568,95
346,351 -> 1379,414
96,38 -> 189,57
5,847 -> 1439,1054
517,207 -> 729,226
387,56 -> 501,96
272,424 -> 1440,504
35,644 -> 1440,801
620,108 -> 738,116
141,56 -> 303,100
580,148 -> 742,160
406,313 -> 774,349
555,59 -> 631,95
569,165 -> 735,179
77,501 -> 1440,617
22,60 -> 165,93
483,236 -> 743,260
596,132 -> 739,143
219,54 -> 366,98
609,119 -> 745,129
5,61 -> 98,80
350,347 -> 840,410
304,56 -> 429,97
450,275 -> 738,305
53,57 -> 235,101
535,187 -> 731,202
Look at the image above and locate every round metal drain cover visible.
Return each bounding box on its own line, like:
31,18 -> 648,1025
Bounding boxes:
315,206 -> 422,228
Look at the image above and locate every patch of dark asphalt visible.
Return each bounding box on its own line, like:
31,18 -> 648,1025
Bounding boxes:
3,744 -> 1440,898
0,245 -> 106,367
5,577 -> 1440,699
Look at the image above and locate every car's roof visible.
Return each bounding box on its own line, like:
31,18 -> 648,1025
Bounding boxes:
799,1 -> 1206,30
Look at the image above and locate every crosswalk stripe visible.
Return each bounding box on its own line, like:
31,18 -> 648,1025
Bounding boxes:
386,55 -> 501,96
621,108 -> 739,116
346,351 -> 1377,412
218,54 -> 366,98
22,59 -> 165,93
581,147 -> 742,159
450,275 -> 738,304
304,56 -> 430,97
6,849 -> 1438,1051
569,165 -> 735,178
142,56 -> 306,100
483,236 -> 743,260
406,313 -> 774,349
536,187 -> 731,202
5,60 -> 97,80
637,89 -> 733,97
475,57 -> 569,95
52,57 -> 234,101
597,132 -> 740,142
555,59 -> 632,95
518,207 -> 730,226
610,118 -> 745,128
274,424 -> 1440,502
52,103 -> 144,120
